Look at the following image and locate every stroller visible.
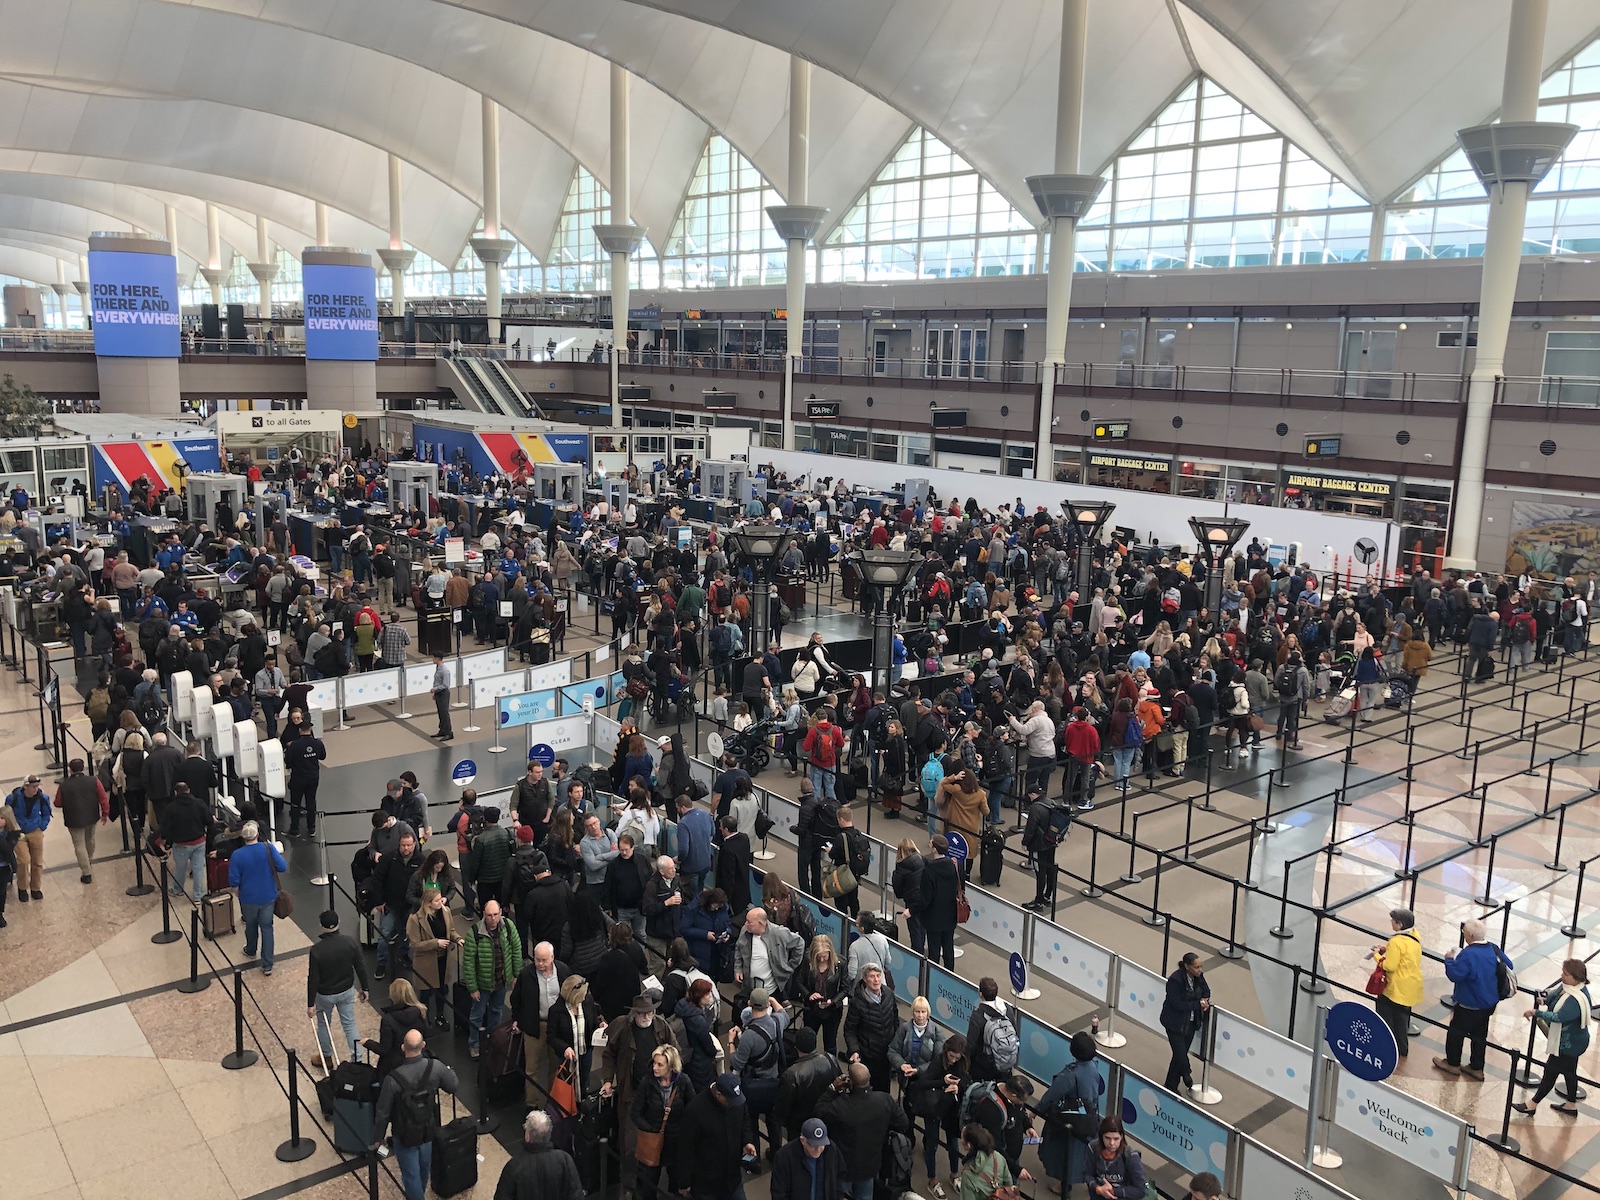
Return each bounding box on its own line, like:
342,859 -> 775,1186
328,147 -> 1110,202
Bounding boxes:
724,718 -> 779,776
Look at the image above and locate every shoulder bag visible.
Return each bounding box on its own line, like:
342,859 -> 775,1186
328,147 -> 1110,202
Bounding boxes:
269,848 -> 295,918
634,1086 -> 675,1167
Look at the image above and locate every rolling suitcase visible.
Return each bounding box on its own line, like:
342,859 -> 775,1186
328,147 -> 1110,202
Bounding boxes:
312,1015 -> 378,1153
202,890 -> 236,939
431,1095 -> 478,1197
206,856 -> 232,893
483,1018 -> 524,1102
979,829 -> 1006,887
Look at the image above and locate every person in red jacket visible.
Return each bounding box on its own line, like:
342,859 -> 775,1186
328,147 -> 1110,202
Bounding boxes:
802,712 -> 847,803
1061,707 -> 1101,813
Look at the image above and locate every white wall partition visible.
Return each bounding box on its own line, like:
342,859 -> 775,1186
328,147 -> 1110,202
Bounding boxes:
961,884 -> 1028,956
460,648 -> 509,684
1117,959 -> 1170,1035
306,679 -> 339,712
1236,1137 -> 1360,1200
528,659 -> 574,689
472,669 -> 528,709
1029,919 -> 1115,1004
341,667 -> 401,709
404,662 -> 439,697
1212,1009 -> 1313,1107
1331,1069 -> 1470,1186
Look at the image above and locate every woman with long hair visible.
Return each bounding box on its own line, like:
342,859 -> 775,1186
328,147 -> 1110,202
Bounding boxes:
632,1045 -> 696,1200
788,934 -> 846,1053
366,978 -> 429,1079
893,837 -> 927,955
545,807 -> 580,884
406,849 -> 457,912
406,889 -> 461,1029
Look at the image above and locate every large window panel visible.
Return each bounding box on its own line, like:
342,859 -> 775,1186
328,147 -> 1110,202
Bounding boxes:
550,166 -> 659,292
820,126 -> 1039,282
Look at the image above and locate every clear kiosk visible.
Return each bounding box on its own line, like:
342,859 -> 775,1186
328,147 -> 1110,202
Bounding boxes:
185,472 -> 250,533
388,461 -> 440,516
702,460 -> 750,503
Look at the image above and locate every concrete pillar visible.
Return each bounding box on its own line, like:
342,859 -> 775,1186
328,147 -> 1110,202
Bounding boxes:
315,201 -> 330,248
766,55 -> 828,452
88,232 -> 182,415
49,259 -> 69,329
593,63 -> 647,428
470,98 -> 514,344
201,202 -> 227,306
73,252 -> 89,329
1366,206 -> 1386,264
164,204 -> 180,259
1446,0 -> 1577,569
247,214 -> 278,320
378,154 -> 417,319
1025,0 -> 1105,480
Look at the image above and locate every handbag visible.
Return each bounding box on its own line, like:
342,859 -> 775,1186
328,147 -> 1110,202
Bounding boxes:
634,1088 -> 674,1167
1248,714 -> 1266,733
1364,964 -> 1388,997
956,882 -> 972,925
549,1058 -> 578,1119
269,850 -> 295,919
821,862 -> 858,899
976,1159 -> 1021,1200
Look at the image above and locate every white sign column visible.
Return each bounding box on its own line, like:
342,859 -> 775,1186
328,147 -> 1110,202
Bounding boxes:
1447,0 -> 1577,569
594,62 -> 647,430
378,153 -> 417,320
1026,0 -> 1106,480
314,202 -> 330,249
767,55 -> 828,453
247,214 -> 278,321
470,97 -> 515,346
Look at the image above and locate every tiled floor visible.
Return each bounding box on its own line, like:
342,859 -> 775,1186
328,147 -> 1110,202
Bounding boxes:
4,594 -> 1600,1199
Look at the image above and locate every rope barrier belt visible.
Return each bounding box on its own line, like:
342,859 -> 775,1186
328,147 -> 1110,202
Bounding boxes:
5,454 -> 1600,1200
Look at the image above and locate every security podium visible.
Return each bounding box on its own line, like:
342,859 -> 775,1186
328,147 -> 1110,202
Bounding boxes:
388,461 -> 439,515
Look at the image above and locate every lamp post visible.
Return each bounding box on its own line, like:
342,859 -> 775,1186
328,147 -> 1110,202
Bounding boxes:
855,549 -> 921,694
1067,500 -> 1116,594
1188,515 -> 1252,619
725,524 -> 787,655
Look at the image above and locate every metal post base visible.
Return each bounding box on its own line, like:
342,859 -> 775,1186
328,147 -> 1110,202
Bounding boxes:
1299,975 -> 1327,994
1142,912 -> 1166,927
1193,1085 -> 1222,1106
1561,923 -> 1588,938
1311,1147 -> 1343,1169
126,882 -> 155,898
1093,1031 -> 1127,1049
1217,944 -> 1247,960
222,1049 -> 259,1070
1080,884 -> 1105,898
276,1136 -> 318,1163
152,929 -> 183,945
175,973 -> 212,995
1483,1133 -> 1521,1154
1013,988 -> 1042,1001
1269,925 -> 1295,940
952,946 -> 965,959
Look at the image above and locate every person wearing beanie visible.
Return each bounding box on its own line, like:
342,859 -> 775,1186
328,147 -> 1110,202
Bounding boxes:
1039,1031 -> 1103,1191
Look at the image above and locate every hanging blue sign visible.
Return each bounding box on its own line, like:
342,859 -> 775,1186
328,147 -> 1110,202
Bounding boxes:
945,831 -> 969,862
303,262 -> 379,360
450,759 -> 477,787
88,250 -> 181,357
1325,1000 -> 1399,1082
529,743 -> 556,768
1008,952 -> 1027,995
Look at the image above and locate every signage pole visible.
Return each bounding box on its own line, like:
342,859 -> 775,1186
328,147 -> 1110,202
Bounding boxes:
1304,1005 -> 1328,1168
1194,1015 -> 1222,1105
1096,957 -> 1128,1049
488,708 -> 506,755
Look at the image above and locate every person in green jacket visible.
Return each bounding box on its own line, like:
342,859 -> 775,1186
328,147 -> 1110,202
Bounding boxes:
956,1122 -> 1014,1200
1515,958 -> 1593,1117
461,900 -> 523,1057
678,582 -> 706,623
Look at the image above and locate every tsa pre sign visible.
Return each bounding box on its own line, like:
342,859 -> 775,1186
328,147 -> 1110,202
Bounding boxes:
88,250 -> 180,357
303,262 -> 379,360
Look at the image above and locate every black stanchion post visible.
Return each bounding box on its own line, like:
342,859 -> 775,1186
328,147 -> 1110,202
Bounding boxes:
1516,1014 -> 1542,1088
1459,706 -> 1474,757
1121,811 -> 1140,883
1546,804 -> 1570,872
1081,825 -> 1103,898
1269,860 -> 1295,939
1561,858 -> 1589,938
1218,880 -> 1246,960
126,840 -> 154,898
176,908 -> 211,993
368,1150 -> 380,1200
1490,1052 -> 1523,1153
1395,817 -> 1416,881
1542,759 -> 1556,817
1499,897 -> 1513,954
1179,798 -> 1196,864
151,858 -> 181,944
221,969 -> 259,1069
276,1048 -> 319,1161
1477,836 -> 1500,905
1142,853 -> 1165,927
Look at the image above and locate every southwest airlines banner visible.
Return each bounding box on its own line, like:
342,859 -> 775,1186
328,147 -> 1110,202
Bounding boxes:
413,422 -> 590,475
88,250 -> 181,357
303,263 -> 379,360
93,436 -> 221,497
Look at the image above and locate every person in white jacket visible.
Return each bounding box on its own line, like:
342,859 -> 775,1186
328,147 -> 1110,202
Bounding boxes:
1007,700 -> 1057,796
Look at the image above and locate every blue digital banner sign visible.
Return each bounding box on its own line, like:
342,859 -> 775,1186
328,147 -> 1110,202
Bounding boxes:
303,263 -> 379,360
88,250 -> 180,358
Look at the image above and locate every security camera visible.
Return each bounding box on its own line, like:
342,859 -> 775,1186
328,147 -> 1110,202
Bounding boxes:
1051,417 -> 1060,427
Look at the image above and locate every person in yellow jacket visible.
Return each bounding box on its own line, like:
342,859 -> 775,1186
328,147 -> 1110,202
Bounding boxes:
1369,906 -> 1423,1056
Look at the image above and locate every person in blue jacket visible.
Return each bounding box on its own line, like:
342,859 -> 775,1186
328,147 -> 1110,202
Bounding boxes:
7,774 -> 50,901
674,795 -> 715,895
228,821 -> 290,975
1515,958 -> 1592,1116
1433,917 -> 1514,1081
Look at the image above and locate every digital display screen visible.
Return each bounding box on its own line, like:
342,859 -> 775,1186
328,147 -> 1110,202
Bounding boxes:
88,250 -> 181,358
303,262 -> 379,360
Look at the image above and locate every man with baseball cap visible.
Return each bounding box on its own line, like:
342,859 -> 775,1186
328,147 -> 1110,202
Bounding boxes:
681,1074 -> 756,1200
771,1118 -> 844,1200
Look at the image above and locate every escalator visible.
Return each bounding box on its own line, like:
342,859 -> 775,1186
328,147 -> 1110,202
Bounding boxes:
439,355 -> 512,415
481,357 -> 545,419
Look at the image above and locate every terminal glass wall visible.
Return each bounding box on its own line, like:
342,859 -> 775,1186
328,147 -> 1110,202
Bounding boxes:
662,136 -> 787,289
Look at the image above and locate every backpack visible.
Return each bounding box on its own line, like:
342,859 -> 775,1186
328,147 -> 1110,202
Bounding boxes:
1510,617 -> 1532,646
1045,804 -> 1072,847
741,1020 -> 790,1076
923,655 -> 942,677
1123,715 -> 1144,748
1226,683 -> 1250,717
1161,587 -> 1181,614
139,693 -> 168,730
514,850 -> 542,893
392,1073 -> 437,1148
1494,948 -> 1518,1003
86,687 -> 110,724
1562,597 -> 1577,624
959,1080 -> 1001,1129
980,1007 -> 1020,1073
1274,665 -> 1299,698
